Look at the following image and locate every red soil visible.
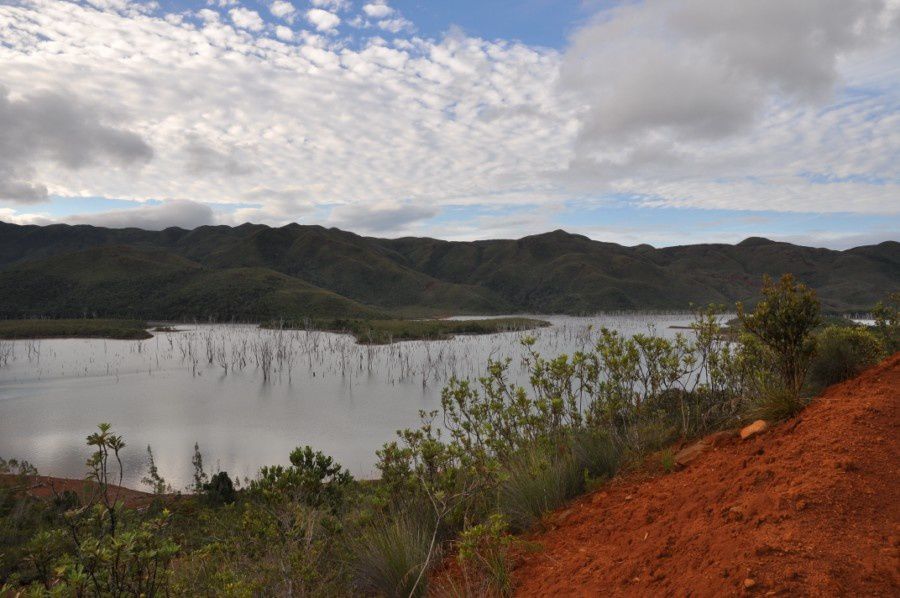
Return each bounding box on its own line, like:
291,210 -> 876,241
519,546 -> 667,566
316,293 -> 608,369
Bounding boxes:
0,474 -> 160,509
513,354 -> 900,597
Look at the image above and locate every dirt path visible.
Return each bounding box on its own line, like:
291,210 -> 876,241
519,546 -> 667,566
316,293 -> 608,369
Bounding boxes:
513,354 -> 900,596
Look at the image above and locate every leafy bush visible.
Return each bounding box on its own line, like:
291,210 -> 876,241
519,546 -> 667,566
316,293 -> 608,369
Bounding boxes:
252,446 -> 353,512
204,472 -> 236,506
453,514 -> 515,597
738,274 -> 820,401
808,326 -> 885,390
873,292 -> 899,352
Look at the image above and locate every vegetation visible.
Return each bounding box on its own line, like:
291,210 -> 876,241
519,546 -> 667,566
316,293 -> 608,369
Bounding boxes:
269,317 -> 551,344
0,319 -> 151,340
1,277 -> 896,596
1,222 -> 897,318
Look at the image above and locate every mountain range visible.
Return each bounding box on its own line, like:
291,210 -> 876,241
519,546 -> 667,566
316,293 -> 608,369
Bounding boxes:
0,221 -> 897,320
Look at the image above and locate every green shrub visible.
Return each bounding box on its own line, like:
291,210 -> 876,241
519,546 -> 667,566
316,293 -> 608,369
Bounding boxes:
873,292 -> 899,352
569,429 -> 621,482
808,326 -> 884,390
499,445 -> 581,532
738,274 -> 820,399
747,385 -> 809,422
453,514 -> 515,598
352,514 -> 435,598
204,472 -> 236,506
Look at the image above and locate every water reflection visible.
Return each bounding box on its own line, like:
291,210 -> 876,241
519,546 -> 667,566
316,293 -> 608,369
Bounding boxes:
0,315 -> 698,489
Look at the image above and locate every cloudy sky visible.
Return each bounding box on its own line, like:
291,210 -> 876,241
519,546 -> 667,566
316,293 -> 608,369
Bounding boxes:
0,0 -> 898,247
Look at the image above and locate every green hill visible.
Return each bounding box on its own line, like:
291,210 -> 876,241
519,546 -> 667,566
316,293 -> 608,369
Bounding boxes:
0,221 -> 896,319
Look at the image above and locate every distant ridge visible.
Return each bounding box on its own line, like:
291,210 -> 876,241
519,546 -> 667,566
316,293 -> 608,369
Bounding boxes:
0,221 -> 897,319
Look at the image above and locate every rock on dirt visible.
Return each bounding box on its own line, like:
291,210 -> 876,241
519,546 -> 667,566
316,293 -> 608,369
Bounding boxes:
740,419 -> 769,439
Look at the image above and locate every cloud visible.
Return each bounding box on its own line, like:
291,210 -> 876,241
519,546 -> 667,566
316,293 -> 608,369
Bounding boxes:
67,200 -> 215,230
0,85 -> 153,204
306,8 -> 340,32
229,7 -> 265,31
182,135 -> 254,176
377,17 -> 413,34
0,0 -> 895,240
362,2 -> 393,19
560,0 -> 898,167
327,201 -> 440,234
311,0 -> 350,11
269,1 -> 295,22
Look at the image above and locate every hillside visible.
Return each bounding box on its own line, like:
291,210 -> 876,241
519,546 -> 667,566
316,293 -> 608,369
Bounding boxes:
512,354 -> 900,596
0,221 -> 897,319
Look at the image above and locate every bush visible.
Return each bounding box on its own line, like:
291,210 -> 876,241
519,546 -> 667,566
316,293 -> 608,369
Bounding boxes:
204,471 -> 236,506
873,293 -> 899,352
747,386 -> 809,422
352,513 -> 435,598
808,326 -> 885,390
499,444 -> 581,532
738,274 -> 820,402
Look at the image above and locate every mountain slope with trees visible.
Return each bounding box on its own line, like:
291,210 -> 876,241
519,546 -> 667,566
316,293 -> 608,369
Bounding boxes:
0,221 -> 896,319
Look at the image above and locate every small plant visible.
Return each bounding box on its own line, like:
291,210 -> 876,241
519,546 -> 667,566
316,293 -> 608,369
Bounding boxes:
455,514 -> 515,597
660,449 -> 675,473
191,442 -> 208,494
499,444 -> 580,532
142,445 -> 171,495
352,513 -> 435,598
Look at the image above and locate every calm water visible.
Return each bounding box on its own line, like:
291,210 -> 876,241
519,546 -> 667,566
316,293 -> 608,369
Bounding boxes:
0,315 -> 697,489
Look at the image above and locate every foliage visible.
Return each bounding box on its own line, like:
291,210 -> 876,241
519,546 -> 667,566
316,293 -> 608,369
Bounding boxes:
454,513 -> 516,597
872,292 -> 899,352
738,274 -> 821,398
251,446 -> 353,513
351,513 -> 435,598
808,326 -> 885,390
0,318 -> 151,340
273,317 -> 551,345
4,274 -> 883,596
142,445 -> 171,495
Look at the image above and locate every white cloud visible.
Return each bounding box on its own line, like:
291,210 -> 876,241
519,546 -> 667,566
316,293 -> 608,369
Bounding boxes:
377,17 -> 412,34
0,0 -> 896,240
269,0 -> 295,22
229,7 -> 264,32
275,25 -> 293,41
311,0 -> 350,11
306,8 -> 340,32
362,2 -> 393,19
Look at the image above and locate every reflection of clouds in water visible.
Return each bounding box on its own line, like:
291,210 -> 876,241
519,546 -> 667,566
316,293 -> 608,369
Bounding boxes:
0,315 -> 717,489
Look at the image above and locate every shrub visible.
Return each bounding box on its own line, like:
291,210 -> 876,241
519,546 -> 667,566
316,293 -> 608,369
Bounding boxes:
499,444 -> 581,532
808,326 -> 885,390
252,446 -> 353,512
352,513 -> 435,598
738,274 -> 820,400
569,429 -> 621,482
872,292 -> 899,352
453,514 -> 515,598
204,471 -> 236,506
747,385 -> 808,422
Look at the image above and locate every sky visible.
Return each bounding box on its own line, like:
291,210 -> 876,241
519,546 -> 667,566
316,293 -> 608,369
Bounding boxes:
0,0 -> 898,248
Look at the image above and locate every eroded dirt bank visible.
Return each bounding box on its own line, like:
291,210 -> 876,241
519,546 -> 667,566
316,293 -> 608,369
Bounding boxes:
513,355 -> 900,596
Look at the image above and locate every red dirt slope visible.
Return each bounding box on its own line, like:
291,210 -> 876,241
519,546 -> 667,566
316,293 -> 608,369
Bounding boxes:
514,355 -> 900,596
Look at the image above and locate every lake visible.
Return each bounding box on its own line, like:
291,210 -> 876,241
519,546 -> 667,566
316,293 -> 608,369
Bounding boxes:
0,314 -> 700,490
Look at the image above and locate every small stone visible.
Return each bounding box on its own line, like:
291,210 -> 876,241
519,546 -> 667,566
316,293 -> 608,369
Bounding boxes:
741,420 -> 768,440
674,440 -> 709,468
744,578 -> 756,589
